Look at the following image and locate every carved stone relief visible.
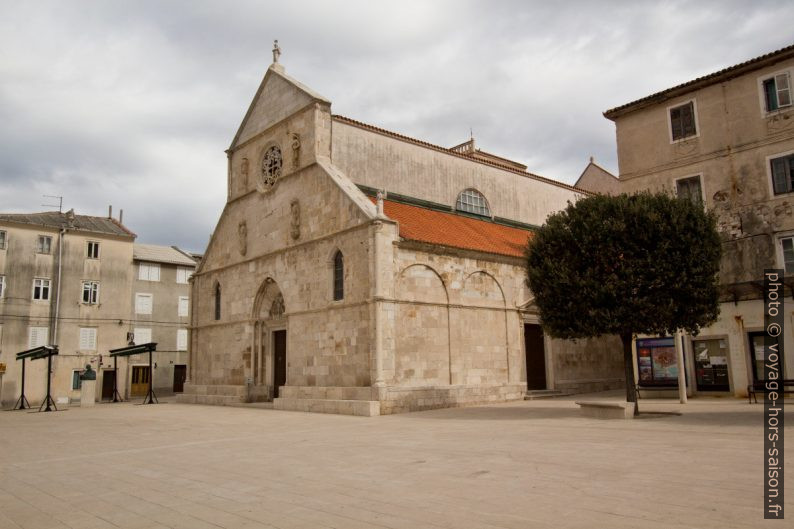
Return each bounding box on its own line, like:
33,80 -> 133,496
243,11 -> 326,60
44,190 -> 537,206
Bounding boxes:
673,138 -> 698,156
237,221 -> 247,256
290,199 -> 301,240
269,293 -> 285,318
766,112 -> 793,134
290,132 -> 301,169
241,157 -> 249,189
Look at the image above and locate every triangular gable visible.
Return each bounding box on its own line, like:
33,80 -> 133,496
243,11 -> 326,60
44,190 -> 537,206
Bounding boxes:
230,64 -> 332,149
195,158 -> 377,277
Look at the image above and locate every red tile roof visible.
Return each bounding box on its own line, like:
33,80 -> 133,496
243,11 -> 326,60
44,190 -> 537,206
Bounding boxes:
377,198 -> 532,258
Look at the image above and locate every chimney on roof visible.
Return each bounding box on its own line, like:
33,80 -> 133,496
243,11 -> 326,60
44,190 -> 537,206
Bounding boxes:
119,209 -> 123,224
108,205 -> 113,219
65,208 -> 76,228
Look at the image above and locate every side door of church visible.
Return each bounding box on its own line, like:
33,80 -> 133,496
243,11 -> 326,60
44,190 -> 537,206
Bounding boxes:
524,324 -> 547,390
273,330 -> 287,398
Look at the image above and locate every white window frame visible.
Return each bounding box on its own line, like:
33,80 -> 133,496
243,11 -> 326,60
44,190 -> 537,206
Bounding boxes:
667,98 -> 700,144
776,231 -> 794,275
32,277 -> 51,301
138,262 -> 161,282
758,68 -> 793,116
673,173 -> 705,205
135,293 -> 153,315
176,267 -> 193,284
0,230 -> 6,250
0,275 -> 5,299
178,296 -> 189,317
79,327 -> 97,351
765,148 -> 794,198
36,235 -> 52,254
455,188 -> 492,217
86,241 -> 100,259
28,326 -> 49,348
133,327 -> 152,345
81,280 -> 100,304
176,328 -> 188,351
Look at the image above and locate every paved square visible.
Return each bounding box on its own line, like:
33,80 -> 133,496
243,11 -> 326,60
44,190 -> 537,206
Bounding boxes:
0,394 -> 790,529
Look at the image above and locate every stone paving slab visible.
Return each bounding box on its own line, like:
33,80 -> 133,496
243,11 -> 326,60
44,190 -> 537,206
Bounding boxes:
0,393 -> 791,528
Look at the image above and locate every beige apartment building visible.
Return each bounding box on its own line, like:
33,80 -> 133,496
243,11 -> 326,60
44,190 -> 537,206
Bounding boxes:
0,210 -> 197,408
604,43 -> 794,396
180,51 -> 624,416
128,244 -> 195,399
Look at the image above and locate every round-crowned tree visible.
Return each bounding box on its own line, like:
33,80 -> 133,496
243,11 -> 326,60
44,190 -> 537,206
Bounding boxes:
527,192 -> 721,413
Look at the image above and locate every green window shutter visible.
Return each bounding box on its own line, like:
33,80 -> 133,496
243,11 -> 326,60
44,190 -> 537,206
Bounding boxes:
772,157 -> 788,194
764,78 -> 779,111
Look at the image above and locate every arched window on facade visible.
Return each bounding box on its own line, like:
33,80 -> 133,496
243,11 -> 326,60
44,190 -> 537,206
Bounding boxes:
455,188 -> 491,217
333,251 -> 344,301
214,283 -> 221,320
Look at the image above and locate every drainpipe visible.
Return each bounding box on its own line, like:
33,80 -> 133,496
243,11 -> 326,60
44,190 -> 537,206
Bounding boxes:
187,274 -> 196,385
52,228 -> 65,345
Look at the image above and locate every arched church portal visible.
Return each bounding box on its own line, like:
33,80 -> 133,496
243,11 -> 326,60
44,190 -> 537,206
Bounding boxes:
251,278 -> 287,399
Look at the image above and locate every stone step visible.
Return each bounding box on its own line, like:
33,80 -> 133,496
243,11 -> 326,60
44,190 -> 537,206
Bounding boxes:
273,397 -> 380,417
182,384 -> 247,397
524,389 -> 571,400
278,386 -> 375,401
176,393 -> 244,406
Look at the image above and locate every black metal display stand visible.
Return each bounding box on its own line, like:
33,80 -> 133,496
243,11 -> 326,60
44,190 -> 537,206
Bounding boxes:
15,345 -> 59,412
13,357 -> 30,410
111,355 -> 123,402
109,342 -> 158,404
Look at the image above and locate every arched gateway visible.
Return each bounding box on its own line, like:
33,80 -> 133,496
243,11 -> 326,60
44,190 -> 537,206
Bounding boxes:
251,278 -> 287,400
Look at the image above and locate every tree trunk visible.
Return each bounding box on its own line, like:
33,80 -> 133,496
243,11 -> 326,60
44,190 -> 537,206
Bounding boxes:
621,332 -> 639,416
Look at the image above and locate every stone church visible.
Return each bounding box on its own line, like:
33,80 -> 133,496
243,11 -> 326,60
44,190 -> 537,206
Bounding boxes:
179,50 -> 623,415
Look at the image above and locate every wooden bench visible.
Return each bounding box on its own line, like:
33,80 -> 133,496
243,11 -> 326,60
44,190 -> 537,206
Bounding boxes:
747,379 -> 794,403
576,400 -> 635,419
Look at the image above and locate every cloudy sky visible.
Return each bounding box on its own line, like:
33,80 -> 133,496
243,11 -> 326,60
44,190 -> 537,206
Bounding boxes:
1,1 -> 792,251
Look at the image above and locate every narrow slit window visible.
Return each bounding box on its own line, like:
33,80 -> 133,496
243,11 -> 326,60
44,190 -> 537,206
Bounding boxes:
214,283 -> 221,320
333,251 -> 344,301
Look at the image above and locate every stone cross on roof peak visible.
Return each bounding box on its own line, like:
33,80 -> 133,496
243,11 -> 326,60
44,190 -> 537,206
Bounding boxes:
272,40 -> 281,64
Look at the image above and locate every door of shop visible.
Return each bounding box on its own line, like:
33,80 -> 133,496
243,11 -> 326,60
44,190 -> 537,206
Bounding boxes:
101,370 -> 116,400
692,338 -> 730,392
173,365 -> 186,393
748,331 -> 780,382
130,366 -> 150,397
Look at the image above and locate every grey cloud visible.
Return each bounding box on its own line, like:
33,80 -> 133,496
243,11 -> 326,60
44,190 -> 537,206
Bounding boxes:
1,0 -> 792,251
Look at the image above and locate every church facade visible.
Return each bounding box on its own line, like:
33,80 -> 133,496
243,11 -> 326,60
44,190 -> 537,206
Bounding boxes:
179,55 -> 623,415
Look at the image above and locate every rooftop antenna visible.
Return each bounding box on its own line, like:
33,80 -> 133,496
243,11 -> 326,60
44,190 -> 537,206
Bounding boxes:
42,195 -> 63,213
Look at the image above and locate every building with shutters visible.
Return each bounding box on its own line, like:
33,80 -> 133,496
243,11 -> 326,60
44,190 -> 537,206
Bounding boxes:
180,51 -> 625,415
603,43 -> 794,397
0,210 -> 197,407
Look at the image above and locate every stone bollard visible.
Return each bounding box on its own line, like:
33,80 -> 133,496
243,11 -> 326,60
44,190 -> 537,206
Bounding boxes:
80,364 -> 97,408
